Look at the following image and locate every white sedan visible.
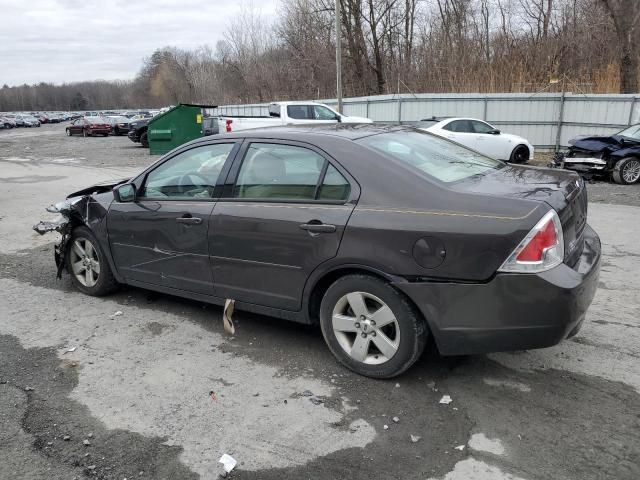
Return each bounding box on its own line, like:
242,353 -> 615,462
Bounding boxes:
420,117 -> 534,163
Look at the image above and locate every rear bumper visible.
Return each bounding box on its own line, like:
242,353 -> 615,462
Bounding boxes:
394,224 -> 601,355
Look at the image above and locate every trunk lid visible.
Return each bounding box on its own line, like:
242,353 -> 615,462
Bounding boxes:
452,164 -> 588,266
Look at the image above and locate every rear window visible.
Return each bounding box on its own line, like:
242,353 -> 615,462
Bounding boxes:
357,130 -> 504,183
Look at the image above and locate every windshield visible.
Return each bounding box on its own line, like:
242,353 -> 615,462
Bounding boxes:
357,130 -> 504,183
616,124 -> 640,140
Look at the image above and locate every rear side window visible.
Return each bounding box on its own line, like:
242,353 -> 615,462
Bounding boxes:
443,120 -> 472,133
234,143 -> 351,202
287,105 -> 313,120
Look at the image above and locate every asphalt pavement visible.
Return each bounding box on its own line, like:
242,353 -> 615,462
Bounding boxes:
0,124 -> 638,479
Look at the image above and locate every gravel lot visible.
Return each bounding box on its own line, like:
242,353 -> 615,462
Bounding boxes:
1,123 -> 639,480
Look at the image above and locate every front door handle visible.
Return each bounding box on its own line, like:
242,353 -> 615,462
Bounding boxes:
176,215 -> 202,225
299,223 -> 336,233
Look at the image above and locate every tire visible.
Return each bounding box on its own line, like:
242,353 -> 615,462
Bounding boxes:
612,157 -> 640,185
66,128 -> 72,136
319,274 -> 428,378
65,226 -> 118,296
509,145 -> 530,164
140,131 -> 149,148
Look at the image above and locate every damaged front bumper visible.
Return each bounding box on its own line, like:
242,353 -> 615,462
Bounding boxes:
32,196 -> 87,277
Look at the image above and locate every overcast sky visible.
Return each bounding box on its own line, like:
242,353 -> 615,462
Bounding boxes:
0,0 -> 279,87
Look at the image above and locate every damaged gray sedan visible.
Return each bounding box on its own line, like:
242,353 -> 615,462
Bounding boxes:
35,125 -> 601,378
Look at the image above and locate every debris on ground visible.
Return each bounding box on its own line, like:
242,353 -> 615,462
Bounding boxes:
410,435 -> 421,443
454,445 -> 465,451
383,424 -> 389,430
209,391 -> 217,401
24,386 -> 34,391
64,346 -> 77,354
392,416 -> 400,423
223,299 -> 235,335
83,439 -> 91,446
63,435 -> 70,441
110,311 -> 123,318
395,383 -> 400,388
301,390 -> 313,397
309,396 -> 324,405
439,395 -> 453,404
218,453 -> 237,473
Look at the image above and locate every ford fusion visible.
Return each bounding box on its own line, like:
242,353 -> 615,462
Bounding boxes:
34,125 -> 601,378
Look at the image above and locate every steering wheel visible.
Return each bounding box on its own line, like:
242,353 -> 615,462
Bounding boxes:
177,173 -> 212,195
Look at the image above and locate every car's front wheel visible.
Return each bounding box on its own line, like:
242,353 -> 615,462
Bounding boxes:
509,145 -> 530,163
612,157 -> 640,185
320,274 -> 428,378
140,131 -> 149,148
65,226 -> 118,296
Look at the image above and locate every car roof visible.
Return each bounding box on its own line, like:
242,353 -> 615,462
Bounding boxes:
191,123 -> 412,145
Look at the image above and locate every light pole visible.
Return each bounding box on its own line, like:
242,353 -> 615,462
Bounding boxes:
335,0 -> 343,113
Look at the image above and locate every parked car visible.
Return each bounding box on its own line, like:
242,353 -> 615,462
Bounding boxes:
34,125 -> 600,378
418,117 -> 534,163
127,118 -> 151,147
218,101 -> 373,133
1,116 -> 16,128
5,114 -> 25,127
202,116 -> 219,136
554,124 -> 640,184
105,115 -> 131,135
65,117 -> 111,137
18,114 -> 41,127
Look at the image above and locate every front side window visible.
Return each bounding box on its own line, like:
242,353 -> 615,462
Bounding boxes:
358,130 -> 504,183
314,105 -> 338,120
471,120 -> 495,134
141,143 -> 234,199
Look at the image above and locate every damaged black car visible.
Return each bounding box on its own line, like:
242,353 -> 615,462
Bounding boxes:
34,125 -> 600,378
554,124 -> 640,184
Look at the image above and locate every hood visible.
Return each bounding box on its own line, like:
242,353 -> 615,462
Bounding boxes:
340,115 -> 374,124
66,178 -> 130,198
568,135 -> 625,153
498,132 -> 530,145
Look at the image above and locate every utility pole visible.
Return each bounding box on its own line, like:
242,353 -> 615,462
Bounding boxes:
335,0 -> 343,113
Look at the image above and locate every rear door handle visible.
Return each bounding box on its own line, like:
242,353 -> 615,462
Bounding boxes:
299,223 -> 336,233
176,216 -> 202,225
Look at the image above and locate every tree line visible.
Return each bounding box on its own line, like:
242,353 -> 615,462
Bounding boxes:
1,0 -> 638,112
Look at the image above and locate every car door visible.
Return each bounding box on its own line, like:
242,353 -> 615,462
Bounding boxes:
469,119 -> 504,159
441,120 -> 479,150
209,140 -> 358,311
107,141 -> 239,294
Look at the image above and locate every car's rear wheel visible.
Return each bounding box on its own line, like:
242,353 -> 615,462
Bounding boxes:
319,274 -> 427,378
65,226 -> 118,296
510,145 -> 530,164
612,157 -> 640,185
140,131 -> 149,148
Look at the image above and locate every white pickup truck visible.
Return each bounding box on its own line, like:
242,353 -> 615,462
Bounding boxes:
217,101 -> 373,133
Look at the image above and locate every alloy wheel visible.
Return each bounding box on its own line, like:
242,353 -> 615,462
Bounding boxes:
69,237 -> 101,287
331,291 -> 400,365
622,159 -> 640,183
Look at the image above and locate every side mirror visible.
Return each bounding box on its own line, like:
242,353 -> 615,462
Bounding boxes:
335,114 -> 342,123
489,129 -> 501,135
114,183 -> 136,203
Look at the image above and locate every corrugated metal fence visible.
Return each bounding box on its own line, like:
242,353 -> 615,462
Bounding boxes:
210,93 -> 640,151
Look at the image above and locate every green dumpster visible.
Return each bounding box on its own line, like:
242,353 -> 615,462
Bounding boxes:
147,103 -> 217,155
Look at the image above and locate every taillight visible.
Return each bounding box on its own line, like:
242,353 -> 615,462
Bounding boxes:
498,209 -> 564,273
225,119 -> 233,133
